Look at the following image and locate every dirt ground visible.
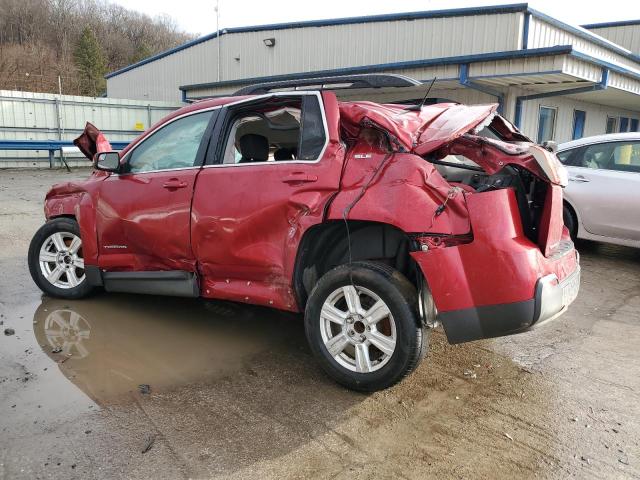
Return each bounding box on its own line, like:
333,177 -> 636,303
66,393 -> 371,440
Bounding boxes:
0,168 -> 638,480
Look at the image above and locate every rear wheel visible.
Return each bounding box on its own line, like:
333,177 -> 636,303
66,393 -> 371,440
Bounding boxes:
563,203 -> 578,241
304,261 -> 427,392
28,218 -> 94,299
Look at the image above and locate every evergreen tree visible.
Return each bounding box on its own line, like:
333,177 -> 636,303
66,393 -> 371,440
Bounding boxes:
130,43 -> 153,64
74,27 -> 106,96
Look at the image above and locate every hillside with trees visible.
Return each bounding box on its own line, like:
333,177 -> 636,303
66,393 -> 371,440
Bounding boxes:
0,0 -> 196,96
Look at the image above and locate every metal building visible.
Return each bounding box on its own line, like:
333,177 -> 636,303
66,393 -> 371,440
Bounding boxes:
105,3 -> 640,143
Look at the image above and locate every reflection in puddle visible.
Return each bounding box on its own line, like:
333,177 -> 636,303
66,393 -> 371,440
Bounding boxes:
33,294 -> 301,404
44,308 -> 91,358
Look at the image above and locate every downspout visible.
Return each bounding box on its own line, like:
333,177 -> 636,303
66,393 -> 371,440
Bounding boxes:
459,63 -> 505,113
514,67 -> 609,128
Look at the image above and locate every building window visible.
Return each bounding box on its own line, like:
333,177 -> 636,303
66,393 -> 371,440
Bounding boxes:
572,110 -> 586,140
631,118 -> 639,132
606,116 -> 617,134
620,117 -> 630,132
537,106 -> 557,144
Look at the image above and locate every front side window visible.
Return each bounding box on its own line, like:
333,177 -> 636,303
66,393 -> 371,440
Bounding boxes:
578,141 -> 640,172
126,111 -> 213,173
537,106 -> 557,144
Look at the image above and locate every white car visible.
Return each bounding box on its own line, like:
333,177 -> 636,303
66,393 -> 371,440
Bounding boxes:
557,133 -> 640,248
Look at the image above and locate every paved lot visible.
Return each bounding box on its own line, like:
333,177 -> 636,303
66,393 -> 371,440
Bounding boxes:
0,168 -> 638,479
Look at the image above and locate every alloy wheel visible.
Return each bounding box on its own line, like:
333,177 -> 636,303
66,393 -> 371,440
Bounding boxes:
319,285 -> 397,373
38,232 -> 86,289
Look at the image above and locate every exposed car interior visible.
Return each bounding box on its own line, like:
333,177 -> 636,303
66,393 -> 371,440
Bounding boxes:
223,105 -> 302,164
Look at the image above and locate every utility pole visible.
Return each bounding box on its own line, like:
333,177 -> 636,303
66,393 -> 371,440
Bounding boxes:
216,0 -> 221,82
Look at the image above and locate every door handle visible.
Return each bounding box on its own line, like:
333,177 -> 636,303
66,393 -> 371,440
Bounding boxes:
281,173 -> 318,184
162,178 -> 188,189
569,175 -> 589,183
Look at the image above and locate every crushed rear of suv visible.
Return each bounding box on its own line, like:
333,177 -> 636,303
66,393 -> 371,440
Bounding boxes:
28,74 -> 580,391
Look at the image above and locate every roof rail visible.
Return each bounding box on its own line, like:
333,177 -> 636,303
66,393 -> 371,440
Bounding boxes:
233,73 -> 422,95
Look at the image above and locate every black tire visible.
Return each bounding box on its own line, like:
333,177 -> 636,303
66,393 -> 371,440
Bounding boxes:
28,218 -> 94,299
563,203 -> 578,241
305,261 -> 428,392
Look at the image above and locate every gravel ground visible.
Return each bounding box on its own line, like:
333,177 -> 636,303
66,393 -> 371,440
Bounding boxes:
0,168 -> 638,479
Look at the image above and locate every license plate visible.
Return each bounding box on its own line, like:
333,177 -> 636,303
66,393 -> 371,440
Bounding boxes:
562,271 -> 580,306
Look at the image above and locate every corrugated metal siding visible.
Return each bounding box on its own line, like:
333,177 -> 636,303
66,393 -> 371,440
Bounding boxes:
527,17 -> 640,75
470,54 -> 564,77
561,57 -> 603,83
608,71 -> 640,95
107,12 -> 523,101
0,90 -> 180,160
515,85 -> 640,142
587,25 -> 640,55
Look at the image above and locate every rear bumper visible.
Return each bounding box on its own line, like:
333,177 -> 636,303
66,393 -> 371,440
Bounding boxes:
439,266 -> 580,344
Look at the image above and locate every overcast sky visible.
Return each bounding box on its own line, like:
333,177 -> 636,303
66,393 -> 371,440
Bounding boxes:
111,0 -> 640,37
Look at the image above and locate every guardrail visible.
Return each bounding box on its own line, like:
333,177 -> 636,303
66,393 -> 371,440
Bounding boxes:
0,140 -> 130,169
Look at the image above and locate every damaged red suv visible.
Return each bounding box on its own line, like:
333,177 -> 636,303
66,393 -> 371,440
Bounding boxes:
28,74 -> 580,391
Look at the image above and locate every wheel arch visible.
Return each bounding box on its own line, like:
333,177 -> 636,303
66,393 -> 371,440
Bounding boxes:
563,198 -> 580,237
292,220 -> 422,309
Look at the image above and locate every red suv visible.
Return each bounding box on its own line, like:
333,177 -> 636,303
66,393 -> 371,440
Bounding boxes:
28,75 -> 580,391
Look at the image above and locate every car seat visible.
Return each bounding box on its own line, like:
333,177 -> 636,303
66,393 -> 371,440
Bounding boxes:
238,134 -> 269,163
274,147 -> 295,161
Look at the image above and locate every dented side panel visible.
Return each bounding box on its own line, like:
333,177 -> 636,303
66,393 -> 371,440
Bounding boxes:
191,92 -> 344,312
44,175 -> 105,265
327,145 -> 470,235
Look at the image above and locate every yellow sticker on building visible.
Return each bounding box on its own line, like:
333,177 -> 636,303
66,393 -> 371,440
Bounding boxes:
134,122 -> 145,131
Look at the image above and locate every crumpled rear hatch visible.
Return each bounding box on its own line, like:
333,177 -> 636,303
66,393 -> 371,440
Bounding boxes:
339,100 -> 569,258
339,102 -> 499,155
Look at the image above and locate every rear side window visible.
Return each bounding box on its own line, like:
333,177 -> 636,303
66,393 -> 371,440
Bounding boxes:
220,95 -> 326,165
126,110 -> 214,173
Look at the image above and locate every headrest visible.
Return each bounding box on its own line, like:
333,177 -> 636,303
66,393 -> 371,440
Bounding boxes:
238,134 -> 269,162
274,147 -> 295,161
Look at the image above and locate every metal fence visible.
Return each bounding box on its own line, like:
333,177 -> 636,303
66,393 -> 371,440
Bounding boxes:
0,90 -> 181,167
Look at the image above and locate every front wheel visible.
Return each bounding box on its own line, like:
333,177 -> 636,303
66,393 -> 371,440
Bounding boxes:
28,218 -> 94,299
304,261 -> 428,392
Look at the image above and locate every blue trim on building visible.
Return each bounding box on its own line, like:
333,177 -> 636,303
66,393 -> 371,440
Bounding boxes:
0,140 -> 130,150
582,19 -> 640,29
459,63 -> 504,112
522,11 -> 530,49
514,67 -> 610,128
180,46 -> 573,93
106,3 -> 530,79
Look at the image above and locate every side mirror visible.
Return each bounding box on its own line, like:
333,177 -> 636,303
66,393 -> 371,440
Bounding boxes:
541,140 -> 558,153
94,151 -> 120,172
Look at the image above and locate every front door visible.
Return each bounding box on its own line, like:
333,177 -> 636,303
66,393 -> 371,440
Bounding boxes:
191,92 -> 342,310
96,109 -> 218,271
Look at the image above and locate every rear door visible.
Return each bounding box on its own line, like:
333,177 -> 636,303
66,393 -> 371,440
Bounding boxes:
563,140 -> 640,240
191,92 -> 342,310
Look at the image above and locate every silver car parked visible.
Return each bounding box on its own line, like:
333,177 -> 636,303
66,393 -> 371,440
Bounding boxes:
558,133 -> 640,248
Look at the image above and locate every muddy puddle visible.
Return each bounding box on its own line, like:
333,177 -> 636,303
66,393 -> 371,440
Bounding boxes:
29,294 -> 302,404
